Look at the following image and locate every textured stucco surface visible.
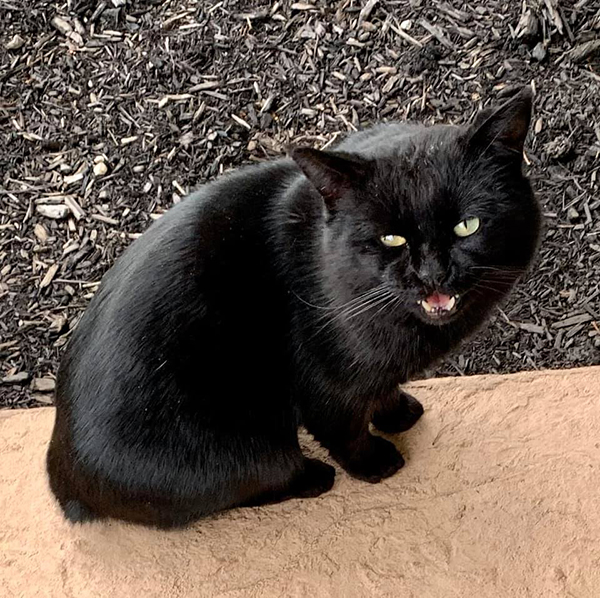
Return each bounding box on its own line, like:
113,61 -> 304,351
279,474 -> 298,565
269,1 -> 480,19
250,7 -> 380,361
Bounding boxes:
1,366 -> 599,598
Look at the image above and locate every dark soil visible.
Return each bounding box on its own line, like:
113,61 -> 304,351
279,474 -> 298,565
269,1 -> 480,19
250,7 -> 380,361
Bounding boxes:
1,0 -> 599,408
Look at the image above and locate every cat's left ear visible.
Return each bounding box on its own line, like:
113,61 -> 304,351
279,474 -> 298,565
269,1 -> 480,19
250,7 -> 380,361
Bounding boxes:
290,147 -> 368,210
468,86 -> 533,156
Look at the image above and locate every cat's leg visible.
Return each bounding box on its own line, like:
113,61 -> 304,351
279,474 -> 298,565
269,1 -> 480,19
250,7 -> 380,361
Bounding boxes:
336,432 -> 405,484
288,457 -> 337,498
69,448 -> 334,528
154,451 -> 336,527
239,455 -> 336,508
48,416 -> 335,528
372,388 -> 424,435
302,401 -> 405,484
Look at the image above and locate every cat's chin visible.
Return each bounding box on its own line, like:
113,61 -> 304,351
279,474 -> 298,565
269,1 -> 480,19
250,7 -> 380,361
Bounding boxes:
415,310 -> 459,326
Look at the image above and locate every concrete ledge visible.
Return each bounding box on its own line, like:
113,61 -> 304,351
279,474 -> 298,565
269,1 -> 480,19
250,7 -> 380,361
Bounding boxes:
1,367 -> 599,597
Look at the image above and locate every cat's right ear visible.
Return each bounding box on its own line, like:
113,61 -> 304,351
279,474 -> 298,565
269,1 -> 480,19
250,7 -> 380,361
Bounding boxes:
467,86 -> 533,157
290,147 -> 367,210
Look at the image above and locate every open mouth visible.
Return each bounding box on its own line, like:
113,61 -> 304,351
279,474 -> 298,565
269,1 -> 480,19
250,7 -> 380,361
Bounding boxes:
418,292 -> 459,319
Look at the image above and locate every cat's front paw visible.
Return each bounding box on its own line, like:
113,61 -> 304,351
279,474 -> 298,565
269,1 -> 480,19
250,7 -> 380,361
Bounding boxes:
372,391 -> 424,435
341,436 -> 405,483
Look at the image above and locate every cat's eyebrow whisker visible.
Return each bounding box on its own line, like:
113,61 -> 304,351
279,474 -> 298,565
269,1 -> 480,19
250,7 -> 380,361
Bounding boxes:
473,272 -> 526,280
462,280 -> 509,296
462,287 -> 487,300
470,282 -> 512,293
477,276 -> 519,286
469,265 -> 527,274
476,273 -> 518,283
485,272 -> 525,279
472,279 -> 511,288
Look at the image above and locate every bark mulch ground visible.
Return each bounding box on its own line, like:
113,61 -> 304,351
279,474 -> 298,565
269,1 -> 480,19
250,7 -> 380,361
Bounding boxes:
1,0 -> 599,408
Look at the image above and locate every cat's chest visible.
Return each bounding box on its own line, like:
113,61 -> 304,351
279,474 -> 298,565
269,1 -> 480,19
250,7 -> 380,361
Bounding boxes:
301,316 -> 451,390
352,322 -> 448,376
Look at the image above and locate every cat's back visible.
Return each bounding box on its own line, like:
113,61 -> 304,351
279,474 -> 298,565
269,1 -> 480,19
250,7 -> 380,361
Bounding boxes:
56,159 -> 297,413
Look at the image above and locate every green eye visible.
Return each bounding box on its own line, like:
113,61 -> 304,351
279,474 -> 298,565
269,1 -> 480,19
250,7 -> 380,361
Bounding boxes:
380,234 -> 407,247
454,217 -> 480,237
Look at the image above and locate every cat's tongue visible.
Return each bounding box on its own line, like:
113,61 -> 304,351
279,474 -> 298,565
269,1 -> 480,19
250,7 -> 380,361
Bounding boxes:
425,292 -> 454,309
420,292 -> 457,315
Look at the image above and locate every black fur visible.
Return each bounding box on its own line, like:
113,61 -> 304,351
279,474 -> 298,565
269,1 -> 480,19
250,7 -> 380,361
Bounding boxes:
47,87 -> 541,528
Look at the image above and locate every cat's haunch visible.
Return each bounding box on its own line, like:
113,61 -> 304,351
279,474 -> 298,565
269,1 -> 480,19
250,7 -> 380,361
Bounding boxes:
47,87 -> 541,528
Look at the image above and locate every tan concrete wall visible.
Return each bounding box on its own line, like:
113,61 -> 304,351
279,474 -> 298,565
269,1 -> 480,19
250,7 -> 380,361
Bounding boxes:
1,366 -> 599,597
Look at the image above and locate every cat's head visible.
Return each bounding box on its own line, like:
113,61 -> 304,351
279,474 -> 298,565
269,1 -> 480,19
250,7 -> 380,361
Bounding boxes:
291,87 -> 541,327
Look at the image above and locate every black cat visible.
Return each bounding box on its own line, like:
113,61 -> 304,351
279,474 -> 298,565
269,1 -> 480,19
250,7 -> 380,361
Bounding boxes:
47,87 -> 541,528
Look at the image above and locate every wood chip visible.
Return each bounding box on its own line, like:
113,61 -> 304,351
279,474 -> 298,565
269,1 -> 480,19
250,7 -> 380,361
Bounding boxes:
51,16 -> 72,36
566,40 -> 600,63
543,0 -> 564,36
91,214 -> 119,226
518,323 -> 546,334
39,263 -> 59,289
6,34 -> 26,50
418,18 -> 455,50
358,0 -> 379,27
2,372 -> 30,384
551,314 -> 594,329
188,81 -> 222,93
63,171 -> 85,186
93,162 -> 108,177
49,315 -> 68,334
33,393 -> 54,405
31,378 -> 56,392
389,20 -> 423,47
231,114 -> 252,130
33,223 -> 49,243
64,196 -> 85,220
36,204 -> 69,220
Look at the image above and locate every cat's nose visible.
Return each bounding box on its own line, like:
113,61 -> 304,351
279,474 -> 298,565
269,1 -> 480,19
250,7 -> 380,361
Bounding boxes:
416,258 -> 446,289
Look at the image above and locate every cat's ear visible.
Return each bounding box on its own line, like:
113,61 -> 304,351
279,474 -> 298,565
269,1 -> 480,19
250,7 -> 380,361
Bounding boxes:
468,86 -> 533,156
290,147 -> 368,209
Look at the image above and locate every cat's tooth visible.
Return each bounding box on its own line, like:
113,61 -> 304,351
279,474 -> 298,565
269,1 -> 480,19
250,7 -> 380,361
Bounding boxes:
446,296 -> 456,311
420,300 -> 434,313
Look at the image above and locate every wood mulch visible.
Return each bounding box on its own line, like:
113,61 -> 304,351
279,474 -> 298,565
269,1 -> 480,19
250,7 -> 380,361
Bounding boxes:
1,0 -> 599,408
